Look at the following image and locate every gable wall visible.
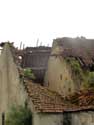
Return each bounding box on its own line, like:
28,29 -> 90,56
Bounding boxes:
44,41 -> 75,96
0,44 -> 27,124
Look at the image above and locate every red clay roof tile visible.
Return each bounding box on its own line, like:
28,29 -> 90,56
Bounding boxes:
24,79 -> 65,112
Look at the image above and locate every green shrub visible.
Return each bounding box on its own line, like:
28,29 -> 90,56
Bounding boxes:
87,72 -> 94,88
6,105 -> 32,125
66,58 -> 81,73
24,68 -> 35,80
71,59 -> 80,73
65,57 -> 84,81
66,58 -> 94,89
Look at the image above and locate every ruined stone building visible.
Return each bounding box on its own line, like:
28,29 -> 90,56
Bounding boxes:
45,37 -> 94,96
1,39 -> 94,125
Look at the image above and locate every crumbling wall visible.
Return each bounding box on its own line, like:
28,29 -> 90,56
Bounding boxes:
45,41 -> 75,96
33,113 -> 63,125
0,43 -> 27,125
71,111 -> 94,125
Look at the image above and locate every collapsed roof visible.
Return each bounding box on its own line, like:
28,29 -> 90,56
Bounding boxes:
54,37 -> 94,68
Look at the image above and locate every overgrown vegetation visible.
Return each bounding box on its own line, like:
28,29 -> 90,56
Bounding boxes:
65,57 -> 84,81
6,105 -> 32,125
84,72 -> 94,88
65,57 -> 94,89
24,68 -> 35,80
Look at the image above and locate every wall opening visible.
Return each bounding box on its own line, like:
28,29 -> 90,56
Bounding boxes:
60,74 -> 62,80
68,88 -> 71,93
2,112 -> 5,125
63,113 -> 72,125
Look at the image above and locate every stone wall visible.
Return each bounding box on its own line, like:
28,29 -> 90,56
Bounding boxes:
32,111 -> 94,125
33,113 -> 63,125
44,41 -> 75,96
64,111 -> 94,125
0,44 -> 27,125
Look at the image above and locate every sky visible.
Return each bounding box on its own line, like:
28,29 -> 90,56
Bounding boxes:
0,0 -> 94,48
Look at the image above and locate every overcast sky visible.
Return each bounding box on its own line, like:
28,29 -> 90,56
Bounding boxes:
0,0 -> 94,48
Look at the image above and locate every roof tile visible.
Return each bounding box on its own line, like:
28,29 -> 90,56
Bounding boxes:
24,79 -> 65,112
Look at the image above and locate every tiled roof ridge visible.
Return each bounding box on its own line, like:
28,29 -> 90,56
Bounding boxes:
23,79 -> 66,112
